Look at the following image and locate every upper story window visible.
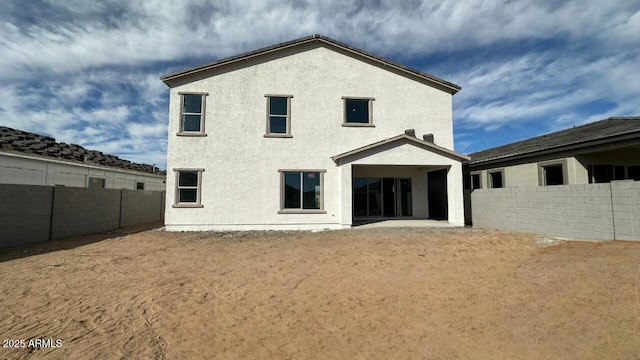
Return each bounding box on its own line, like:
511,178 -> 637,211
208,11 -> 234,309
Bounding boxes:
342,97 -> 375,127
178,92 -> 208,136
265,95 -> 293,137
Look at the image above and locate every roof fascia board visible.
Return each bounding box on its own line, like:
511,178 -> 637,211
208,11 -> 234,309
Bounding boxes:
316,39 -> 460,94
161,37 -> 317,83
161,35 -> 460,94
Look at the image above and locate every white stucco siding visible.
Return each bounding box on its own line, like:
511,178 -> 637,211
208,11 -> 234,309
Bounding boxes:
165,43 -> 459,229
166,44 -> 454,158
165,158 -> 343,229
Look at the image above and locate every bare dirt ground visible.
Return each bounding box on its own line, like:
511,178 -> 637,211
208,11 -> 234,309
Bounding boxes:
1,226 -> 640,360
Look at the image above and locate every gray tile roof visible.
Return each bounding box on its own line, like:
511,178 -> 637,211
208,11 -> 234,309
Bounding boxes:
160,34 -> 461,94
467,116 -> 640,165
0,126 -> 166,175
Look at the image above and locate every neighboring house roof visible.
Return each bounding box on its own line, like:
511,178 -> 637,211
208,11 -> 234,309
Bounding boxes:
0,126 -> 166,176
332,133 -> 470,163
160,34 -> 461,94
467,116 -> 640,165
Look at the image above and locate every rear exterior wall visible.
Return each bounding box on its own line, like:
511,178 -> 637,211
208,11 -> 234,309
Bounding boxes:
165,43 -> 457,230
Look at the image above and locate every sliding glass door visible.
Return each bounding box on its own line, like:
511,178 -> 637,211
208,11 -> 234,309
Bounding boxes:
352,177 -> 411,218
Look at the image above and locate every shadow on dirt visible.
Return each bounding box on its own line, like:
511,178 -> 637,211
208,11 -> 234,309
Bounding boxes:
0,222 -> 163,263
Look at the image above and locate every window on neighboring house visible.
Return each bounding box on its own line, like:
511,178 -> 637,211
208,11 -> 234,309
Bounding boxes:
265,95 -> 293,137
342,97 -> 374,126
174,169 -> 204,207
471,174 -> 481,189
489,171 -> 504,188
629,166 -> 640,181
279,170 -> 325,213
88,177 -> 105,189
541,164 -> 565,186
591,165 -> 615,183
178,93 -> 208,135
136,181 -> 145,190
589,164 -> 640,183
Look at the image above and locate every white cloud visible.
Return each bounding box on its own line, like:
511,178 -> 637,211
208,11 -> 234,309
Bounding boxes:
0,0 -> 639,162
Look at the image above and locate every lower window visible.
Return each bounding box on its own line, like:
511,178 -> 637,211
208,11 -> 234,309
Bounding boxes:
280,170 -> 325,212
489,171 -> 504,188
174,169 -> 204,207
88,177 -> 105,189
471,174 -> 481,189
589,164 -> 640,183
542,164 -> 564,185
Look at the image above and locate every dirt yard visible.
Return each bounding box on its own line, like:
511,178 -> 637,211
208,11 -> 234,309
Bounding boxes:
1,226 -> 639,360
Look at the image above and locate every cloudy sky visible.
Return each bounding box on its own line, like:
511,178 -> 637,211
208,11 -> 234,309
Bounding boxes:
1,0 -> 639,169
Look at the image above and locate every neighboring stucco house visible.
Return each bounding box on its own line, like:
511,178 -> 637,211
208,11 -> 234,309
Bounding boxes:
464,117 -> 640,190
160,34 -> 469,231
0,126 -> 166,190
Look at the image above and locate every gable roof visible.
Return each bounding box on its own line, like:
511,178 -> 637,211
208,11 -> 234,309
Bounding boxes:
0,126 -> 166,176
160,34 -> 461,94
332,133 -> 470,163
467,116 -> 640,165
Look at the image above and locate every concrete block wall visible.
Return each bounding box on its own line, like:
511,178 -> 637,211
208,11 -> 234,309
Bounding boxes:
471,180 -> 640,241
0,184 -> 53,247
611,181 -> 640,240
0,184 -> 166,248
120,190 -> 164,228
51,187 -> 122,240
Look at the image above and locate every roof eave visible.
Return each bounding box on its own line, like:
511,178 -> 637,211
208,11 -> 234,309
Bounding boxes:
160,35 -> 461,94
466,131 -> 640,167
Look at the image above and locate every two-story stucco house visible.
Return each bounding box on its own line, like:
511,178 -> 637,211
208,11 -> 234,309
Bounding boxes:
160,35 -> 469,231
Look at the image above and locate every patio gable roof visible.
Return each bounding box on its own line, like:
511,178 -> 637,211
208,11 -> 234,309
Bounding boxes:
331,134 -> 470,164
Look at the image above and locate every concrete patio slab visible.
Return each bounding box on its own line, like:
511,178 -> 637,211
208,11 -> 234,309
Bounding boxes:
352,219 -> 460,229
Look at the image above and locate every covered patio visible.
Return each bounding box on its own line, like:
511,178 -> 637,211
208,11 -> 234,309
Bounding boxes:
331,133 -> 470,227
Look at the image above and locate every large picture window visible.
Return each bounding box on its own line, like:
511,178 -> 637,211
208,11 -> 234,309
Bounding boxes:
178,93 -> 208,135
342,97 -> 374,127
173,168 -> 204,207
279,170 -> 325,213
265,95 -> 293,137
